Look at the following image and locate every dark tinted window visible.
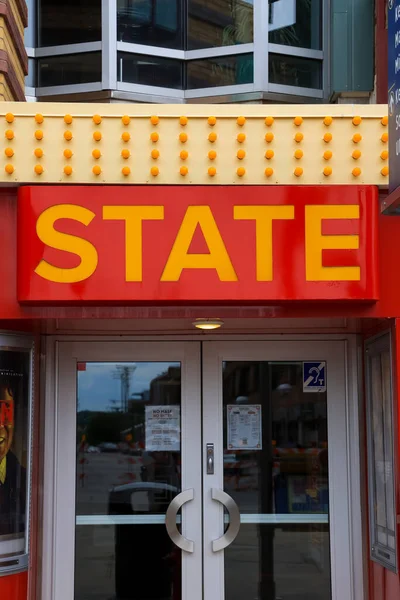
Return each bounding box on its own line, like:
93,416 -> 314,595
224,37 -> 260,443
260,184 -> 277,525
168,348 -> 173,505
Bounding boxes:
187,0 -> 253,49
38,0 -> 101,47
38,53 -> 102,87
117,0 -> 184,49
269,53 -> 322,89
186,54 -> 253,89
118,52 -> 183,89
269,0 -> 322,50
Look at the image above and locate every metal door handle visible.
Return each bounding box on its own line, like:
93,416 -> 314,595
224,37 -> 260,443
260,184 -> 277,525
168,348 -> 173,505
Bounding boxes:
165,489 -> 195,553
211,488 -> 241,552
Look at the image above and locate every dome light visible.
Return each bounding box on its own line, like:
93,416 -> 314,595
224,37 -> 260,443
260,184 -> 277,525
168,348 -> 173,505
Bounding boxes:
192,318 -> 224,330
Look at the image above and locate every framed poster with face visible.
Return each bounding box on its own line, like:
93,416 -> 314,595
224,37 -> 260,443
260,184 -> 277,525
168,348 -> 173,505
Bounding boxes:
0,339 -> 33,575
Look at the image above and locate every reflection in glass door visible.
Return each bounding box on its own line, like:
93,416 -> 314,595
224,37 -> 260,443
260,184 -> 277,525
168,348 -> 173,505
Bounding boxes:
202,341 -> 354,600
222,361 -> 330,600
52,342 -> 201,600
50,340 -> 357,600
75,361 -> 183,600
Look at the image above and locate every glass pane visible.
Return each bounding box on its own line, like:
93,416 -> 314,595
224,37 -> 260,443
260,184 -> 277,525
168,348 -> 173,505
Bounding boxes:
223,361 -> 331,600
186,54 -> 253,89
75,362 -> 182,600
187,0 -> 253,50
371,355 -> 387,530
269,0 -> 322,50
269,53 -> 322,89
381,351 -> 395,532
38,0 -> 101,46
37,53 -> 102,87
117,52 -> 183,89
0,350 -> 30,557
117,0 -> 184,49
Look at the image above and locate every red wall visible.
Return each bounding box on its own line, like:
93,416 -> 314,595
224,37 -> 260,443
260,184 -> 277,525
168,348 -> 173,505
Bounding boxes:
0,573 -> 28,599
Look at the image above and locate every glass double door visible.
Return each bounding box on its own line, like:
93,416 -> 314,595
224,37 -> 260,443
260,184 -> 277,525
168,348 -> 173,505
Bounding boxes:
54,340 -> 353,600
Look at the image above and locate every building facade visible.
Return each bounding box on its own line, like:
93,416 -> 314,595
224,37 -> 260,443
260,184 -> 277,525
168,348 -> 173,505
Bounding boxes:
0,2 -> 399,600
23,0 -> 375,105
0,0 -> 27,101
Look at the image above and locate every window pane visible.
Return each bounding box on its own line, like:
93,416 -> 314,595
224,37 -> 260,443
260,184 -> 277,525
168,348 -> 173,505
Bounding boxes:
367,333 -> 397,571
187,0 -> 253,50
186,54 -> 253,89
37,53 -> 102,87
371,355 -> 388,530
269,0 -> 322,50
38,0 -> 101,47
0,350 -> 30,560
381,351 -> 395,532
117,52 -> 183,89
223,362 -> 331,600
117,0 -> 184,49
75,362 -> 182,600
269,53 -> 322,89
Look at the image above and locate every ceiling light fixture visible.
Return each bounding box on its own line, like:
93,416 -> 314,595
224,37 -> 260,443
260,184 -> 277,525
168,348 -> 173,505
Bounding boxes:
192,318 -> 224,330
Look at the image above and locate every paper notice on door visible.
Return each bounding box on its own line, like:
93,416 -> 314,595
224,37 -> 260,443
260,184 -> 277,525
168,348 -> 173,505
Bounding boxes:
145,406 -> 180,452
227,405 -> 262,450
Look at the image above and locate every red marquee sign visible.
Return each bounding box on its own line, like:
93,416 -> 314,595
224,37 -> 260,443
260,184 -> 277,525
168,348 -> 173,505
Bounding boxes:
17,185 -> 379,304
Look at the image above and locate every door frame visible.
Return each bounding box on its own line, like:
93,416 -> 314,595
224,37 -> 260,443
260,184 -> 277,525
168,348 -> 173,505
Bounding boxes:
40,334 -> 364,600
202,339 -> 363,600
41,340 -> 202,600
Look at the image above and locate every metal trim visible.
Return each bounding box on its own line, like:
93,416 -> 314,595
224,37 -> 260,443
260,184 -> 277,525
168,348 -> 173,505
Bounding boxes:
268,82 -> 324,99
117,42 -> 185,60
165,489 -> 195,553
117,81 -> 185,99
185,83 -> 255,99
35,82 -> 103,96
211,488 -> 240,552
102,0 -> 117,89
253,0 -> 269,91
185,44 -> 254,60
269,43 -> 323,60
35,42 -> 102,58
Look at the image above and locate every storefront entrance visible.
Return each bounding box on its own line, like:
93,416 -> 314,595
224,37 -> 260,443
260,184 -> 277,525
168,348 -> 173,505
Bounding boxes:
43,338 -> 361,600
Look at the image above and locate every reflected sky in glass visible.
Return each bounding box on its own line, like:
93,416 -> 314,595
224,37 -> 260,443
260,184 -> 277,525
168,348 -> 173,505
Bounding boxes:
77,362 -> 178,412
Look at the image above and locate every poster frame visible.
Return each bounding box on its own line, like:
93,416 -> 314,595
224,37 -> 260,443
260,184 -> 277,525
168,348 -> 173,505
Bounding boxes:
0,334 -> 34,577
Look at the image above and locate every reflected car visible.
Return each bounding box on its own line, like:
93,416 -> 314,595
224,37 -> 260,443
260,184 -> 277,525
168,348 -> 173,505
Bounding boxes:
85,445 -> 101,454
98,442 -> 119,452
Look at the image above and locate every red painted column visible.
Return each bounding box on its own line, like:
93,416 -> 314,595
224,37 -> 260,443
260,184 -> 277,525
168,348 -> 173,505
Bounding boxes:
0,572 -> 28,599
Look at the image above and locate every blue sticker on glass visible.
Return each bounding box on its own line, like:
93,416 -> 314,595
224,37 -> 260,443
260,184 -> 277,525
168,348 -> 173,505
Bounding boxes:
303,362 -> 326,393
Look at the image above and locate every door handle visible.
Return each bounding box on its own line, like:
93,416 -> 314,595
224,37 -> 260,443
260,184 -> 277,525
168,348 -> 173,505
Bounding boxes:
165,489 -> 195,553
211,488 -> 241,552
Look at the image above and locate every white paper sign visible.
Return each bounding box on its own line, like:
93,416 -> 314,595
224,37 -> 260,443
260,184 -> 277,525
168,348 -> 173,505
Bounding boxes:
145,405 -> 180,452
227,405 -> 262,450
